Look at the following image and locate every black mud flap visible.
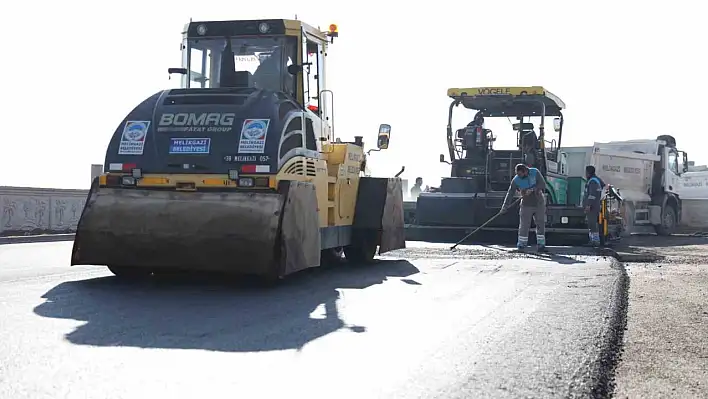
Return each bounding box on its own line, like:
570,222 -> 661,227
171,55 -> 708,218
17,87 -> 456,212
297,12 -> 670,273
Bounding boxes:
71,177 -> 99,265
352,177 -> 406,255
278,180 -> 321,276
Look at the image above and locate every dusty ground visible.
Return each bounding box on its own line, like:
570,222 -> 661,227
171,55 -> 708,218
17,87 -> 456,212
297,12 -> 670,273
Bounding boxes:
613,235 -> 708,399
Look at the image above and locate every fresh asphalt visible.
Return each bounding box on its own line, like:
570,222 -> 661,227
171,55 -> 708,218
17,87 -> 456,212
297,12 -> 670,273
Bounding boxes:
0,240 -> 633,399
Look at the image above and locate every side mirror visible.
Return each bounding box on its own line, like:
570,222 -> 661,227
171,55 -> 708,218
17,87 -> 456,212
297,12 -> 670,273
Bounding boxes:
377,124 -> 391,149
168,67 -> 188,75
287,64 -> 303,75
683,152 -> 689,173
439,154 -> 445,163
553,118 -> 562,132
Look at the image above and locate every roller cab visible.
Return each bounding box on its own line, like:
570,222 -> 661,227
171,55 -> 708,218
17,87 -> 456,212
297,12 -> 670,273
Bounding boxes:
71,19 -> 405,280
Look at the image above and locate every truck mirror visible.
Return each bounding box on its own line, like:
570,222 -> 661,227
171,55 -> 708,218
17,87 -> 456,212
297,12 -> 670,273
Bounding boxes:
377,124 -> 391,149
439,154 -> 445,163
553,118 -> 562,132
683,152 -> 689,172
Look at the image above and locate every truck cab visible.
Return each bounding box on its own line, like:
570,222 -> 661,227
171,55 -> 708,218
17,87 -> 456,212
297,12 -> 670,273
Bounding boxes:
569,135 -> 689,235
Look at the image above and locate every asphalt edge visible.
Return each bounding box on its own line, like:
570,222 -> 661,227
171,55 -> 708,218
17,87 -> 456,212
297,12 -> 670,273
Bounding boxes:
589,257 -> 630,398
0,234 -> 76,245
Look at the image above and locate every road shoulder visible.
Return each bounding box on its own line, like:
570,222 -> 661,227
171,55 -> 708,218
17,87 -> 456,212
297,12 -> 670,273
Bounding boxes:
614,260 -> 708,398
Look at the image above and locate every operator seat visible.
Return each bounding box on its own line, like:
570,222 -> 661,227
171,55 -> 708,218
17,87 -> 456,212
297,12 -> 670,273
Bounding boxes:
521,129 -> 539,167
217,40 -> 254,88
253,49 -> 290,92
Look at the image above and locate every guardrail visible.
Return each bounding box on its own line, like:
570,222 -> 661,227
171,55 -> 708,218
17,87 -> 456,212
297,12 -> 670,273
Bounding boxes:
1,186 -> 89,236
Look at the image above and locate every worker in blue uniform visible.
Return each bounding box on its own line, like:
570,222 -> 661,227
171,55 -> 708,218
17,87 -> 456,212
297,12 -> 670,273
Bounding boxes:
501,163 -> 548,252
583,165 -> 606,247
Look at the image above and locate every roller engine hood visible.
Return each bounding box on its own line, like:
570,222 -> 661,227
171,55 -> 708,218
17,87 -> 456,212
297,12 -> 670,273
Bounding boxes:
104,87 -> 305,175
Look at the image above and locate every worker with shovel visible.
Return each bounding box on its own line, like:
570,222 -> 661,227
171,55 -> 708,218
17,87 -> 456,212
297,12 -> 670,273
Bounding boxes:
583,165 -> 606,247
501,163 -> 548,252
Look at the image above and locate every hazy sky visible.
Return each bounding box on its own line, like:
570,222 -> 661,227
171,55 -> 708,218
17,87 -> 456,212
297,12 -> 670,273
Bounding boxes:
2,0 -> 705,189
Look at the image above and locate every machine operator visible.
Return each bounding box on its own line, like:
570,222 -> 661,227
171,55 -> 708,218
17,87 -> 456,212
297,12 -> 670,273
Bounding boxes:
501,163 -> 547,252
410,177 -> 423,199
583,165 -> 606,247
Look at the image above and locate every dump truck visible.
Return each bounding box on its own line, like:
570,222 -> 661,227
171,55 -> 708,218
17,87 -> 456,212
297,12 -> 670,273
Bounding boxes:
71,19 -> 406,280
563,135 -> 691,235
404,86 -> 623,245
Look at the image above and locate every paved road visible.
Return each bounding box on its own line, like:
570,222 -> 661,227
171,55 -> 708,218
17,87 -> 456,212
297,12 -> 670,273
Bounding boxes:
0,241 -> 626,399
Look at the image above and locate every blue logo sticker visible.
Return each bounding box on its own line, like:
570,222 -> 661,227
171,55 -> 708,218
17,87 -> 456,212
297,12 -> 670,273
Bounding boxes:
119,121 -> 150,155
169,138 -> 211,154
238,119 -> 270,154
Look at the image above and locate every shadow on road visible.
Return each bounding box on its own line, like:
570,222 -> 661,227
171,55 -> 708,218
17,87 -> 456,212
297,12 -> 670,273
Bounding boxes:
33,259 -> 420,352
523,252 -> 587,265
621,234 -> 708,249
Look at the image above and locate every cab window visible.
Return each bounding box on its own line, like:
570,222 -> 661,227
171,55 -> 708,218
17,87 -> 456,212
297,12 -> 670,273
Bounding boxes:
668,150 -> 679,174
304,38 -> 321,108
185,36 -> 297,97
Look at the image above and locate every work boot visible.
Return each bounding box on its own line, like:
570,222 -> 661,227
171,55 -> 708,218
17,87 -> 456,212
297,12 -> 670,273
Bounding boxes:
537,245 -> 548,253
590,232 -> 601,247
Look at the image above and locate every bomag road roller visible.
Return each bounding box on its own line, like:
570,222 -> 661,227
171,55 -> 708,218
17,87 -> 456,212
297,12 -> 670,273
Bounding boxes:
71,19 -> 406,280
404,86 -> 624,246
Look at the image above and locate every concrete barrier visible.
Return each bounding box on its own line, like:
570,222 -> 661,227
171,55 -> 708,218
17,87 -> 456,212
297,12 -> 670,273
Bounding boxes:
1,186 -> 89,236
2,183 -> 708,238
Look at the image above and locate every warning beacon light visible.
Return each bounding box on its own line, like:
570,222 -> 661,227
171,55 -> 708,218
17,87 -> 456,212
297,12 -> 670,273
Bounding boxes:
327,23 -> 338,42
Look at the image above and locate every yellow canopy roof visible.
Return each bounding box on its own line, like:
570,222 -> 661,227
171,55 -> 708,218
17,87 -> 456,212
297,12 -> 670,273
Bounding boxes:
447,86 -> 565,116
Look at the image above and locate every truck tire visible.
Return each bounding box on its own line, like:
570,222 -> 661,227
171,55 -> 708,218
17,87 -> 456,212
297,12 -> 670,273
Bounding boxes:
655,205 -> 677,236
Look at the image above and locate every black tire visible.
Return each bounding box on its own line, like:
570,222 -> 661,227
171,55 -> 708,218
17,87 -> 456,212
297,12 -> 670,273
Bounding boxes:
344,231 -> 378,264
107,265 -> 152,279
321,247 -> 344,266
655,205 -> 677,236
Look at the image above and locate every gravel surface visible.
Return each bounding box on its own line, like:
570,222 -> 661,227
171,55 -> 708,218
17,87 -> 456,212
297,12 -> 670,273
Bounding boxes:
612,235 -> 708,399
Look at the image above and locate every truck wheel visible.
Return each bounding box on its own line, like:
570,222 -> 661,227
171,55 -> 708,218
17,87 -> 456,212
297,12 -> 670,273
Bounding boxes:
655,205 -> 677,236
107,265 -> 152,279
344,231 -> 378,264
